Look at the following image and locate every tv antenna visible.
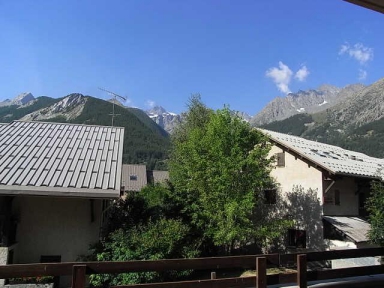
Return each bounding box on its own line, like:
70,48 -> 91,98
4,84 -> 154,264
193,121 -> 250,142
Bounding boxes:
98,87 -> 127,126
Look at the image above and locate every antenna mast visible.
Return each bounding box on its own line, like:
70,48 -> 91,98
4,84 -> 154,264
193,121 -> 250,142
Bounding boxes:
98,87 -> 127,126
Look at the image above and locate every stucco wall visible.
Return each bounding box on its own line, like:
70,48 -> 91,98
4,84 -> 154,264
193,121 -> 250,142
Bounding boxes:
269,145 -> 323,198
268,145 -> 326,251
12,196 -> 103,264
323,177 -> 359,216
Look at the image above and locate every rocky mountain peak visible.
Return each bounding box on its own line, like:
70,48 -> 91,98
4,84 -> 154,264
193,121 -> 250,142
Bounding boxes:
0,92 -> 35,107
317,84 -> 340,94
147,106 -> 168,116
13,92 -> 35,105
20,93 -> 87,122
250,83 -> 365,126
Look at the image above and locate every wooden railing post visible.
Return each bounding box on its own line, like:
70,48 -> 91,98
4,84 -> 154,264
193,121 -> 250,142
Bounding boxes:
211,271 -> 216,279
256,257 -> 266,288
297,254 -> 307,288
72,265 -> 86,288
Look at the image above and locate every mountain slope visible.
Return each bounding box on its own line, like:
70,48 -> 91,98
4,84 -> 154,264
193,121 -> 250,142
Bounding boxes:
260,78 -> 384,158
146,106 -> 182,134
10,93 -> 170,169
60,96 -> 170,169
0,96 -> 60,122
251,84 -> 365,126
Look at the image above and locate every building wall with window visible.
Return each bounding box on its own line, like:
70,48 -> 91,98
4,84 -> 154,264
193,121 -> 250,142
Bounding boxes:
269,145 -> 323,199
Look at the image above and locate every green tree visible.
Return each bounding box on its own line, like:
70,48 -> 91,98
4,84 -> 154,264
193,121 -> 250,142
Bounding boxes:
90,218 -> 197,286
87,192 -> 198,286
169,96 -> 275,254
367,180 -> 384,245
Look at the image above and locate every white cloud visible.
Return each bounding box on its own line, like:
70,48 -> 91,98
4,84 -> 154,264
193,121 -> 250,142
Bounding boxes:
266,61 -> 293,94
145,100 -> 156,108
358,69 -> 367,80
295,65 -> 310,82
339,43 -> 373,65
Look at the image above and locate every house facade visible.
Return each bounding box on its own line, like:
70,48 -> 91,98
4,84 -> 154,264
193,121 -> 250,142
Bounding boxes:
261,129 -> 383,254
121,164 -> 169,193
0,121 -> 124,284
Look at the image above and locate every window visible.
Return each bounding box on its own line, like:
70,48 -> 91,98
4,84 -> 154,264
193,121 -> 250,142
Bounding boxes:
287,229 -> 306,248
275,152 -> 285,167
334,190 -> 340,206
130,175 -> 137,181
264,189 -> 277,204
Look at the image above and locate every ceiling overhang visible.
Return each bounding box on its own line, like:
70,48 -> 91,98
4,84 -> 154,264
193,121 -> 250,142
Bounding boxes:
344,0 -> 384,14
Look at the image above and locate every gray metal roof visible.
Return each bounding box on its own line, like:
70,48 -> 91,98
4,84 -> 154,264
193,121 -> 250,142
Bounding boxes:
152,170 -> 169,184
260,129 -> 384,179
0,121 -> 124,198
323,216 -> 370,243
122,164 -> 148,192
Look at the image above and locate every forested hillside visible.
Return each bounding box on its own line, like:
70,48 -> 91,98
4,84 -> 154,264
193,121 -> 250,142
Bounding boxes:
1,94 -> 170,170
52,96 -> 170,169
0,96 -> 60,122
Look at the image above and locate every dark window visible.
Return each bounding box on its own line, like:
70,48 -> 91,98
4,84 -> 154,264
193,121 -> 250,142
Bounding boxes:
276,152 -> 285,167
334,190 -> 340,206
130,175 -> 137,181
287,229 -> 306,248
264,189 -> 277,204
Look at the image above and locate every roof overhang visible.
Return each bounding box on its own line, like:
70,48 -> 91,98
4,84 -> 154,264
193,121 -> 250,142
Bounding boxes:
344,0 -> 384,14
0,185 -> 120,199
323,216 -> 370,243
267,136 -> 379,181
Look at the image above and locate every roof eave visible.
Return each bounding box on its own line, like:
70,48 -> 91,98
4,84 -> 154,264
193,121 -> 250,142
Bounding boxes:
265,133 -> 380,181
0,185 -> 120,199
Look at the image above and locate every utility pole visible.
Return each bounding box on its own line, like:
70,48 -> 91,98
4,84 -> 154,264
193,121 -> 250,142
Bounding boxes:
98,87 -> 127,126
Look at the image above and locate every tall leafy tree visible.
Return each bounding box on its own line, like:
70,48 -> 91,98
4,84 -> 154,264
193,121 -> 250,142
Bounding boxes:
367,180 -> 384,245
169,96 -> 275,253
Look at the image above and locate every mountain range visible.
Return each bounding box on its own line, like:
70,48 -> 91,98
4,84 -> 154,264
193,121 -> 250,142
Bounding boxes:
261,78 -> 384,158
0,93 -> 170,170
1,76 -> 383,161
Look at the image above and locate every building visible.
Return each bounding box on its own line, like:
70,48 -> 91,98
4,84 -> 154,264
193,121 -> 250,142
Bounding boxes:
0,121 -> 124,275
121,164 -> 169,193
261,129 -> 383,255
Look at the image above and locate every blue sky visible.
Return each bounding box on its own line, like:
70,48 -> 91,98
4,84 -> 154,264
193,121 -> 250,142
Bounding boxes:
0,0 -> 383,115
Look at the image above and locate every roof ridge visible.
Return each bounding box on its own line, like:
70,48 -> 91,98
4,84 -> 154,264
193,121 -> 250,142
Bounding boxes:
12,120 -> 125,129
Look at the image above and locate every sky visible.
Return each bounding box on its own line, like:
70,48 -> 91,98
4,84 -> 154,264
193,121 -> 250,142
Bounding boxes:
0,0 -> 383,115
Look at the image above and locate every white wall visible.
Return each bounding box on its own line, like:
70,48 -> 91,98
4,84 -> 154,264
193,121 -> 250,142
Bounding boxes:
268,145 -> 327,251
269,145 -> 323,198
12,196 -> 103,264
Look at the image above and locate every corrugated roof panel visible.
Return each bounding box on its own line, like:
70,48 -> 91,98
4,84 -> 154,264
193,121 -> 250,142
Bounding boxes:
0,121 -> 124,198
95,160 -> 106,189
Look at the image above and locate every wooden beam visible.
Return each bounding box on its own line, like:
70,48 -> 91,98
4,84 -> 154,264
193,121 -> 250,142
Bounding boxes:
72,265 -> 86,288
256,257 -> 266,288
297,254 -> 307,288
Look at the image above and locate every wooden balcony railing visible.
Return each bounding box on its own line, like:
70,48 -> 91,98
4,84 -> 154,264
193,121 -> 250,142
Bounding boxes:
0,247 -> 384,288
